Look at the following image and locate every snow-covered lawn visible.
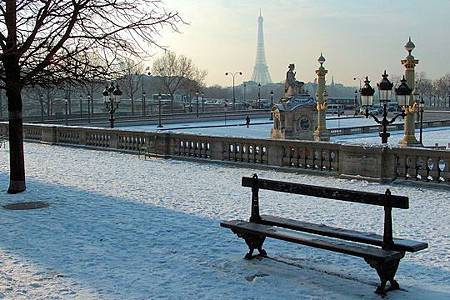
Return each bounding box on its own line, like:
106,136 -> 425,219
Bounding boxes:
0,143 -> 449,299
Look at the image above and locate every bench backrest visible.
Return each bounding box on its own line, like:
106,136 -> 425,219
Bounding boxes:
242,176 -> 409,209
242,174 -> 408,250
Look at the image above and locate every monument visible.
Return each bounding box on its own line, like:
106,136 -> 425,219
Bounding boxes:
271,64 -> 317,140
251,10 -> 272,85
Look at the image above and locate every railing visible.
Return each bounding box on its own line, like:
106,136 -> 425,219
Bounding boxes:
329,119 -> 450,137
393,147 -> 450,184
281,141 -> 340,172
0,121 -> 449,185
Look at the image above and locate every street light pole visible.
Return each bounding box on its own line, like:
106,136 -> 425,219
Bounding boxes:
157,93 -> 163,128
195,90 -> 199,118
64,99 -> 68,125
419,96 -> 424,145
87,93 -> 91,123
142,91 -> 146,116
257,83 -> 261,109
102,82 -> 122,128
225,71 -> 242,110
361,73 -> 409,144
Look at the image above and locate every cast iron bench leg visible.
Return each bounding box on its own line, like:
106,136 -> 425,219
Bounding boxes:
365,256 -> 403,295
233,230 -> 267,259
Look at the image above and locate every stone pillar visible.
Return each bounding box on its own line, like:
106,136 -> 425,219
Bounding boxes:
40,126 -> 56,144
314,53 -> 330,141
399,37 -> 421,147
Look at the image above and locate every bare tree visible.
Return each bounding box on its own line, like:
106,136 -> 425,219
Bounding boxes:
0,0 -> 182,193
151,51 -> 206,111
118,58 -> 146,115
432,75 -> 449,107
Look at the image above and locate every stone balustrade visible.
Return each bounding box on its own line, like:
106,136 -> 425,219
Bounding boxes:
1,122 -> 449,185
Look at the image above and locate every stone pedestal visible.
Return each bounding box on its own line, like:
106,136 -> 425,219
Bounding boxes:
271,96 -> 317,140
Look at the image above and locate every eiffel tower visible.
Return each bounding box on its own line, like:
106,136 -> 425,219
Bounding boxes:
251,10 -> 272,85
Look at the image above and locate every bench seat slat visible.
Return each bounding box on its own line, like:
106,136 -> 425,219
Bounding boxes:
221,220 -> 404,262
242,177 -> 409,209
260,215 -> 428,252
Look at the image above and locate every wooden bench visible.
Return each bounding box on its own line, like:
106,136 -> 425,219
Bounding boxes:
220,174 -> 428,295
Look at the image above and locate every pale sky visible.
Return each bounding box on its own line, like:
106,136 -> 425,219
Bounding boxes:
154,0 -> 450,87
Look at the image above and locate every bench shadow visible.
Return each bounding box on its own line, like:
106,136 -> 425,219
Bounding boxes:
0,171 -> 449,299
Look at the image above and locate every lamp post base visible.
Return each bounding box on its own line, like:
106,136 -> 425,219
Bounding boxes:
398,135 -> 422,147
313,129 -> 330,142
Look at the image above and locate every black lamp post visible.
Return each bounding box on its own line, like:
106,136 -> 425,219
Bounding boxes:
269,90 -> 274,120
102,82 -> 122,128
87,93 -> 91,123
64,99 -> 69,125
142,91 -> 146,116
419,95 -> 425,145
225,71 -> 242,110
361,71 -> 409,144
157,93 -> 163,128
354,89 -> 359,116
195,90 -> 199,118
257,83 -> 261,109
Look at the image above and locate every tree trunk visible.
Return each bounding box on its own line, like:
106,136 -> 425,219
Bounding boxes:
3,0 -> 26,193
6,87 -> 26,193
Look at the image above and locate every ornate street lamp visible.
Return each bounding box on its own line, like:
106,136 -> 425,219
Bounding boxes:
157,93 -> 163,128
361,72 -> 409,144
225,71 -> 242,110
102,82 -> 122,128
142,91 -> 146,116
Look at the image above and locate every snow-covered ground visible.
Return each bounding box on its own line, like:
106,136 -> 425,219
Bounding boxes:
0,143 -> 449,299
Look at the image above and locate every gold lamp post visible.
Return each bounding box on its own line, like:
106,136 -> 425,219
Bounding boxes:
314,53 -> 330,141
399,37 -> 421,146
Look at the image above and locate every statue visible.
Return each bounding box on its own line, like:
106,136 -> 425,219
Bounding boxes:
284,64 -> 304,97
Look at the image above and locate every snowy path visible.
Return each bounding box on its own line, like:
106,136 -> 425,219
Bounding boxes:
0,144 -> 449,299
